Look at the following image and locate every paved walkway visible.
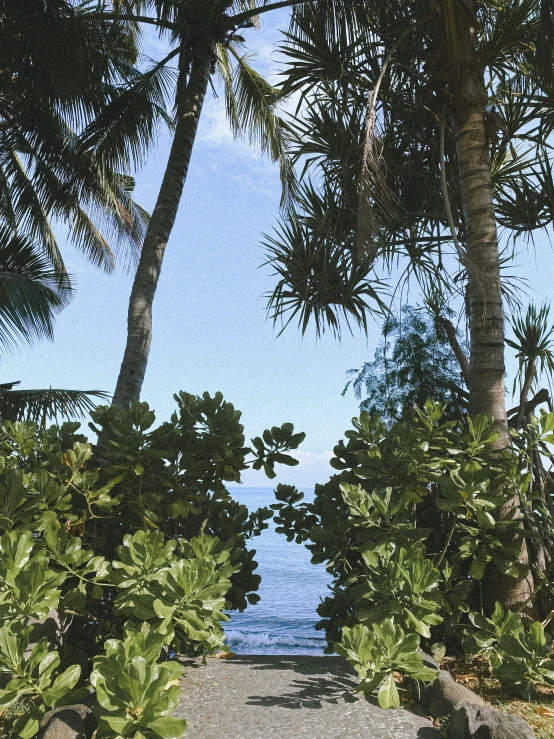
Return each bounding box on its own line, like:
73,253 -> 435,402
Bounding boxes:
176,655 -> 440,738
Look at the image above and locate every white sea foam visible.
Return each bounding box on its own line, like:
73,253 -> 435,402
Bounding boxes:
225,629 -> 325,652
221,488 -> 332,655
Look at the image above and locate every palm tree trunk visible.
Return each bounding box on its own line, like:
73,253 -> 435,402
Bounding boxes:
455,109 -> 508,435
450,17 -> 533,610
112,51 -> 212,407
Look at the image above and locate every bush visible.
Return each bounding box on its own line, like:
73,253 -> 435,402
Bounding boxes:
272,400 -> 554,702
0,391 -> 304,737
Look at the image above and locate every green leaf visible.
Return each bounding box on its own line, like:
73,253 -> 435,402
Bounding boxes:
377,673 -> 400,709
102,715 -> 134,734
431,642 -> 446,661
147,716 -> 188,739
13,707 -> 42,739
43,664 -> 81,707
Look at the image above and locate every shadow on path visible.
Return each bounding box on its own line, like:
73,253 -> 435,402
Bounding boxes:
247,673 -> 359,709
178,654 -> 442,738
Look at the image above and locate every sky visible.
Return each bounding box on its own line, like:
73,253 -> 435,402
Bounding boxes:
2,8 -> 553,487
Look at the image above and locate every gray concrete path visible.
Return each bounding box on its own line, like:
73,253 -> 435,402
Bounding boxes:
176,655 -> 440,738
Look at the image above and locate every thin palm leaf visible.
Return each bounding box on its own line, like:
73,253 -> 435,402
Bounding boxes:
0,386 -> 109,425
0,228 -> 71,353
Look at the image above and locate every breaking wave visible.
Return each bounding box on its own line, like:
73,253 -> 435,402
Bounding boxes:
225,629 -> 326,655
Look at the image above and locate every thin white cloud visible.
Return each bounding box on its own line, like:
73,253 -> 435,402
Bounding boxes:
240,449 -> 335,488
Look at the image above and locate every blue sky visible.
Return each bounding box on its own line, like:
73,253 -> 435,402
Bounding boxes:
2,9 -> 553,487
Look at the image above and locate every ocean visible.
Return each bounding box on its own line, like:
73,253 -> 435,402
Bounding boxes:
224,487 -> 331,656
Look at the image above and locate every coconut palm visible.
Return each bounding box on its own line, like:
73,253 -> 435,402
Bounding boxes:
0,228 -> 108,423
0,228 -> 71,351
0,1 -> 173,423
0,0 -> 170,281
89,1 -> 305,406
0,382 -> 109,426
264,0 -> 554,608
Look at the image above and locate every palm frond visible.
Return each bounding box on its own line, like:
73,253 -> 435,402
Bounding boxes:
507,302 -> 554,393
0,388 -> 109,425
0,0 -> 162,276
219,44 -> 296,207
0,228 -> 72,353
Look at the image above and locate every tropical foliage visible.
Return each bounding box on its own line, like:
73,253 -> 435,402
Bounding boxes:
75,1 -> 301,405
344,305 -> 465,422
272,400 -> 554,702
0,383 -> 109,427
0,0 -> 157,280
264,0 -> 554,442
0,391 -> 304,737
336,619 -> 438,709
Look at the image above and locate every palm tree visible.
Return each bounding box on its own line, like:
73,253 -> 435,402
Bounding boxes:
0,228 -> 108,423
89,1 -> 306,406
0,0 -> 177,421
267,1 -> 554,424
0,382 -> 108,426
0,1 -> 175,423
0,0 -> 169,282
264,1 -> 554,608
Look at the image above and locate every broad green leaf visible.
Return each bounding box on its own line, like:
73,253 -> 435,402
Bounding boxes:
377,673 -> 400,709
147,716 -> 188,739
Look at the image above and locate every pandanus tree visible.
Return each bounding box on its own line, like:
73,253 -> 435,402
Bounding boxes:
88,1 -> 305,406
265,0 -> 554,609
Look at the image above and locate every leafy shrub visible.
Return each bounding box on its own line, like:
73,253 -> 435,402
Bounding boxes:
461,602 -> 523,661
0,391 -> 304,737
91,622 -> 187,739
494,621 -> 554,699
463,605 -> 554,699
335,618 -> 438,708
272,401 -> 554,704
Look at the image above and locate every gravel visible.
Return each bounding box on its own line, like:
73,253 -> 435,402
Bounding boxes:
176,655 -> 441,738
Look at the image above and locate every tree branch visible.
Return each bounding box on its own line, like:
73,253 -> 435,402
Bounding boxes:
85,13 -> 179,33
440,317 -> 470,386
508,388 -> 553,427
231,0 -> 307,27
516,361 -> 536,427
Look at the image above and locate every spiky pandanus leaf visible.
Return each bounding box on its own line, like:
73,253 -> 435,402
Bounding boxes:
265,0 -> 554,338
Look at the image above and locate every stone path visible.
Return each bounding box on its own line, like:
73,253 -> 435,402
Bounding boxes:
176,655 -> 441,738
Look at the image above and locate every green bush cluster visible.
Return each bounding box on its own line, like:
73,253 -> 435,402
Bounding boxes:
273,401 -> 554,705
0,391 -> 304,737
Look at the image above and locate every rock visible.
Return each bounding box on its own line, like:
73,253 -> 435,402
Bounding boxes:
25,612 -> 61,659
420,650 -> 440,671
420,670 -> 455,714
448,700 -> 535,739
38,705 -> 96,739
427,674 -> 485,718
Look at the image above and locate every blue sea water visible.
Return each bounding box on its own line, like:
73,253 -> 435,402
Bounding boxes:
224,487 -> 331,655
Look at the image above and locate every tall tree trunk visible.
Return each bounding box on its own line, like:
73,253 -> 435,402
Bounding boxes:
448,3 -> 533,610
112,51 -> 212,407
455,110 -> 507,434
